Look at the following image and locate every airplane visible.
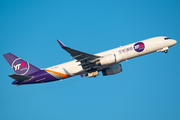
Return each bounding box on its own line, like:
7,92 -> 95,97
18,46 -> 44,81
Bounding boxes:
3,36 -> 177,85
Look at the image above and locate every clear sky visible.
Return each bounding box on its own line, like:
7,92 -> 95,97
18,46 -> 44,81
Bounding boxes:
0,0 -> 180,120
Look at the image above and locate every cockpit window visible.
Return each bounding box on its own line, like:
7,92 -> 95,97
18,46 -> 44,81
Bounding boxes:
164,37 -> 171,40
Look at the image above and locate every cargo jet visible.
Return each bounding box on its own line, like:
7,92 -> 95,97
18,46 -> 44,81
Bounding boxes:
3,36 -> 177,85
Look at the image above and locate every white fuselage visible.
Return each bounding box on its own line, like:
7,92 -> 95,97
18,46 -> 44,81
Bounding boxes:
44,36 -> 177,79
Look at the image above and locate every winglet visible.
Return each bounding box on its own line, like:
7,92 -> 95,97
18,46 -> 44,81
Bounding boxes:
57,40 -> 67,49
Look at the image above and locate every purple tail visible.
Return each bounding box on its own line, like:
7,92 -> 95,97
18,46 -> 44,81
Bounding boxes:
3,53 -> 41,76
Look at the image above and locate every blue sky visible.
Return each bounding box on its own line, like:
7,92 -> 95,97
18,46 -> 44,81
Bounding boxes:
0,0 -> 180,120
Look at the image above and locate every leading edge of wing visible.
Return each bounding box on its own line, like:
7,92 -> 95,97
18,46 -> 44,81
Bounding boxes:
57,40 -> 100,60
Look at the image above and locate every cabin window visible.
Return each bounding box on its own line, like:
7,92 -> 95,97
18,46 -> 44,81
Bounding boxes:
164,37 -> 171,40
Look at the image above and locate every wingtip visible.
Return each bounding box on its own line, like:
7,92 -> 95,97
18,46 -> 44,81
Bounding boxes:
57,40 -> 67,49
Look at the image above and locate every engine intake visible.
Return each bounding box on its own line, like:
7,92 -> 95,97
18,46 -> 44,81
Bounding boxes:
102,64 -> 122,76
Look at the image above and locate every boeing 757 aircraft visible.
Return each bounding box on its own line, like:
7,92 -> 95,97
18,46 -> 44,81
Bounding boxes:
3,36 -> 177,85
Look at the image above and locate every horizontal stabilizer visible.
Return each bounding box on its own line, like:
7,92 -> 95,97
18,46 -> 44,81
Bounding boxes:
9,74 -> 32,82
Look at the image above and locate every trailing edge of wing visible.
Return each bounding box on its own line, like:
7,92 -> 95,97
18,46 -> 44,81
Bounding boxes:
9,74 -> 32,82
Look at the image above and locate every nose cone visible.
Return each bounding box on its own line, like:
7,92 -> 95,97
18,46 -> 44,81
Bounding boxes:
172,39 -> 177,45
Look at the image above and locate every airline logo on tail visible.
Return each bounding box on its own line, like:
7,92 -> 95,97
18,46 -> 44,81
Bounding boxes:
12,58 -> 30,75
134,42 -> 145,52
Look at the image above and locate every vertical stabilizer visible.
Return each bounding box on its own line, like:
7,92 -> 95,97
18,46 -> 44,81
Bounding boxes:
3,53 -> 41,76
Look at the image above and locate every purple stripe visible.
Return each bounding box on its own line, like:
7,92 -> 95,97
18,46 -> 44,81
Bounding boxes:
12,70 -> 58,85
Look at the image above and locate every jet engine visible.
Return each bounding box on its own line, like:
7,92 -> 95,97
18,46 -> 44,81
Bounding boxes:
97,54 -> 123,66
156,47 -> 169,53
102,64 -> 122,76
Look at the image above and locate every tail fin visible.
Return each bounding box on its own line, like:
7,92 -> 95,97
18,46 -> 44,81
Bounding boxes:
3,53 -> 41,76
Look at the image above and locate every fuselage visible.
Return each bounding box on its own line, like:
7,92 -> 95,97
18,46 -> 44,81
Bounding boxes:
11,36 -> 177,85
44,36 -> 176,79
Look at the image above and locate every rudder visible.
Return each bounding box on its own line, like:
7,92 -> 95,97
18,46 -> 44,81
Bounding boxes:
3,53 -> 41,76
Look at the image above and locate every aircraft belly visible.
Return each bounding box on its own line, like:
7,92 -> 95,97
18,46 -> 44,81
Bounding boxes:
44,63 -> 84,79
45,71 -> 62,79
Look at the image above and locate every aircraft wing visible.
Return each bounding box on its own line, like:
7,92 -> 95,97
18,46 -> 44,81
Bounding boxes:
57,40 -> 101,71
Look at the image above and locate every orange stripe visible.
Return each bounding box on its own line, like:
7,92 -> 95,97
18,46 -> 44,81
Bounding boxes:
44,69 -> 71,78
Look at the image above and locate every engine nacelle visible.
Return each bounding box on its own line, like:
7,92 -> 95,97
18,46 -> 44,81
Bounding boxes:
97,54 -> 123,66
156,47 -> 169,53
102,64 -> 122,76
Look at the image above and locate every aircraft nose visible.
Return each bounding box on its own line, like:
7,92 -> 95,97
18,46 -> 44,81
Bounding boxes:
172,39 -> 177,45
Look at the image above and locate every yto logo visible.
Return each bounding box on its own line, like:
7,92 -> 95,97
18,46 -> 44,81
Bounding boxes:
134,42 -> 145,52
12,58 -> 29,75
14,61 -> 27,70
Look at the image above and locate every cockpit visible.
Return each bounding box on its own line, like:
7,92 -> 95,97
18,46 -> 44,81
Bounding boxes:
164,37 -> 171,40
